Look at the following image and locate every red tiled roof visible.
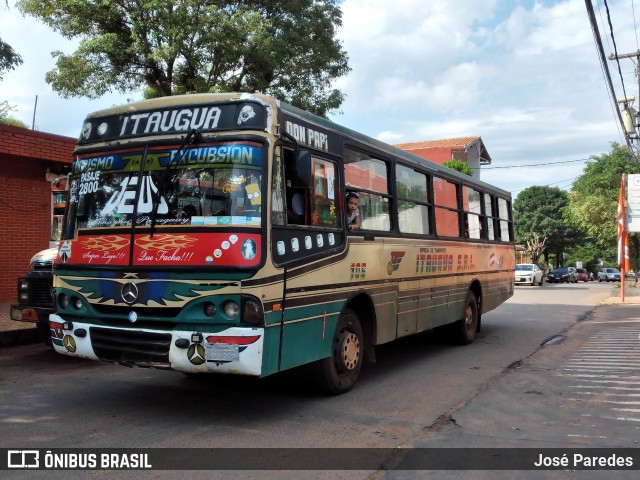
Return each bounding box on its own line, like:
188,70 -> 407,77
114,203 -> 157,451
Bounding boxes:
394,136 -> 481,150
394,136 -> 491,165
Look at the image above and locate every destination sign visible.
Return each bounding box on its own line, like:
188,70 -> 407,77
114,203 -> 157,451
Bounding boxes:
77,101 -> 267,144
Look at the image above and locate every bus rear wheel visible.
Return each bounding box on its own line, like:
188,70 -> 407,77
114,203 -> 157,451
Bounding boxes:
315,309 -> 363,395
453,291 -> 478,345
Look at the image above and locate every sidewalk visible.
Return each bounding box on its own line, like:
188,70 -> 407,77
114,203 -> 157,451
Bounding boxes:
2,283 -> 640,347
0,301 -> 39,346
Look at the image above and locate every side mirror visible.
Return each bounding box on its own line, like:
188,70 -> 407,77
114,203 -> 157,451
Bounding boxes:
293,149 -> 311,187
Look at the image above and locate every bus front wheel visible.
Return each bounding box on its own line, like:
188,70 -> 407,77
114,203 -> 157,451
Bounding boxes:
316,309 -> 363,395
453,291 -> 478,345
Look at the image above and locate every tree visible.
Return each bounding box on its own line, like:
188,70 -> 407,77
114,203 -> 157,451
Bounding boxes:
525,232 -> 546,266
443,159 -> 473,176
1,1 -> 23,81
566,143 -> 640,267
17,0 -> 350,117
513,186 -> 583,267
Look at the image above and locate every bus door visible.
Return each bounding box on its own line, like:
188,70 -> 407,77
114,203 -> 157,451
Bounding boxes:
269,146 -> 346,370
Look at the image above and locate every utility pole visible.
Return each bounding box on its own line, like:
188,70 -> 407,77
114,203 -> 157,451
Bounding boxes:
608,50 -> 640,143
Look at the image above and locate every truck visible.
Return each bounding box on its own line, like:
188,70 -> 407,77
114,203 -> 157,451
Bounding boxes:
10,247 -> 58,346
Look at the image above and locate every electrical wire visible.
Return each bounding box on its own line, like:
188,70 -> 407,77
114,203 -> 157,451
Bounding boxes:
586,0 -> 633,152
472,157 -> 589,170
604,0 -> 632,101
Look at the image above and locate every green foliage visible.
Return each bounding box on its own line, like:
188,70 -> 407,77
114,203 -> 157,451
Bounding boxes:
513,186 -> 584,266
566,143 -> 640,262
1,2 -> 23,81
0,36 -> 23,81
17,0 -> 350,117
564,243 -> 603,275
0,116 -> 28,128
443,159 -> 473,176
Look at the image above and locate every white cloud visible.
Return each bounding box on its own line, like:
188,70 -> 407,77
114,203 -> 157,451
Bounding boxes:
0,9 -> 133,136
333,0 -> 629,194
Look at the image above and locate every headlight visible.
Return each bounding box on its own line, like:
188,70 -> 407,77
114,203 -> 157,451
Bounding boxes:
72,296 -> 83,310
58,293 -> 69,309
242,296 -> 264,326
222,300 -> 240,319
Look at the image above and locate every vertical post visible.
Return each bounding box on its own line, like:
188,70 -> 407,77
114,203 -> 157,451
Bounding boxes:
31,95 -> 38,130
617,174 -> 628,302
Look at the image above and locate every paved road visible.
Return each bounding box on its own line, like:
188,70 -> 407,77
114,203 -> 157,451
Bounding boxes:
1,281 -> 639,479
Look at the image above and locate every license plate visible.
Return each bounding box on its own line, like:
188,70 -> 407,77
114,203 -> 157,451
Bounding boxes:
205,343 -> 239,362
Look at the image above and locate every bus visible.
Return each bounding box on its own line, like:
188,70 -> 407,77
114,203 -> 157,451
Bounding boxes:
49,92 -> 514,394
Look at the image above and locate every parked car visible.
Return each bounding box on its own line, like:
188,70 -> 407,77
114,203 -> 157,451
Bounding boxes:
567,267 -> 578,283
547,267 -> 572,283
514,263 -> 544,286
9,247 -> 57,346
575,268 -> 590,282
598,268 -> 621,282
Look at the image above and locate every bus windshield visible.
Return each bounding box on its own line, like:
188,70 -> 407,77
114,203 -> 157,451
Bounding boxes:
64,141 -> 263,236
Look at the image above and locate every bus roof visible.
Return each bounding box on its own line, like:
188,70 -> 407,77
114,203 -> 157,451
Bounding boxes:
79,92 -> 511,198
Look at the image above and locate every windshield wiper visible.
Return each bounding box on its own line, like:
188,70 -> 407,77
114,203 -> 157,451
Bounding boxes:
150,129 -> 200,237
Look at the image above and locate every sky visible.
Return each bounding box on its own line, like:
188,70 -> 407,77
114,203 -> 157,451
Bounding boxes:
0,0 -> 637,196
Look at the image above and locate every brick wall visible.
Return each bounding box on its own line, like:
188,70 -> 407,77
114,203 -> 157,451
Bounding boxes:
0,124 -> 75,163
0,124 -> 74,301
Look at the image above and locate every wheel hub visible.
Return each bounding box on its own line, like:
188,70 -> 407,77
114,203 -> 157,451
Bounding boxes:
337,331 -> 360,371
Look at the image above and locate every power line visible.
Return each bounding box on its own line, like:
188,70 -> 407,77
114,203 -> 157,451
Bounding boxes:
604,0 -> 632,101
509,177 -> 579,195
586,0 -> 634,152
473,157 -> 589,170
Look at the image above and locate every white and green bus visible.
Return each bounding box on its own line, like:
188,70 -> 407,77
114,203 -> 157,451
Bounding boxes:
50,93 -> 514,394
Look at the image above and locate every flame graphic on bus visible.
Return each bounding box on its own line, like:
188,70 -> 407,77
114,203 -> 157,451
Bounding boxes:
81,235 -> 130,252
135,234 -> 198,251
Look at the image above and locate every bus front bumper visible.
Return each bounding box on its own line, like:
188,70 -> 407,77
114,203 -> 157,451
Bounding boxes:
49,314 -> 264,376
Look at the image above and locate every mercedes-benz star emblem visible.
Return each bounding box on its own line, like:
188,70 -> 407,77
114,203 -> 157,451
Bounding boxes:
121,282 -> 139,305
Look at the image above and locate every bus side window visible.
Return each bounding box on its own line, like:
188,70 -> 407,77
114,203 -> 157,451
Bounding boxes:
483,193 -> 496,241
344,150 -> 391,232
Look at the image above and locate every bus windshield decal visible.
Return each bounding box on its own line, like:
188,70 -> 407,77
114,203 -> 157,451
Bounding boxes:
64,142 -> 264,234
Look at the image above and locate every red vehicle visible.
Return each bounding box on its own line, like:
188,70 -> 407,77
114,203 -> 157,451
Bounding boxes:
575,268 -> 590,282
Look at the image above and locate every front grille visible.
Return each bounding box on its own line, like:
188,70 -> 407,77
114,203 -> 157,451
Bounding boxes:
92,304 -> 181,318
32,262 -> 53,271
27,277 -> 54,307
90,327 -> 172,365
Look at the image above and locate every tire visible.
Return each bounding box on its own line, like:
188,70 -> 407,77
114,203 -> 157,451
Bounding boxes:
37,322 -> 53,348
538,276 -> 543,286
452,291 -> 478,345
315,309 -> 364,395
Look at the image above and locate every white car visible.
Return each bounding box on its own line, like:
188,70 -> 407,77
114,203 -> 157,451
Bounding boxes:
515,263 -> 543,286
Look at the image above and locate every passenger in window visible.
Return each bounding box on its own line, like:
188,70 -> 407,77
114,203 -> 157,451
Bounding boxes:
346,191 -> 361,231
177,204 -> 197,220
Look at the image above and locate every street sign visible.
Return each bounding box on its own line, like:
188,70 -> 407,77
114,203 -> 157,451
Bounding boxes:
627,174 -> 640,232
